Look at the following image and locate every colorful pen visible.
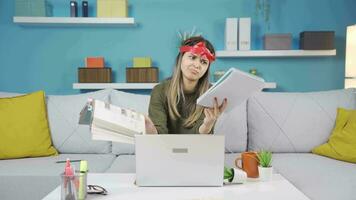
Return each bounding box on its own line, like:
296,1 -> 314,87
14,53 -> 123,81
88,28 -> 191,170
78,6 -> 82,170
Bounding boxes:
78,160 -> 88,200
57,159 -> 81,163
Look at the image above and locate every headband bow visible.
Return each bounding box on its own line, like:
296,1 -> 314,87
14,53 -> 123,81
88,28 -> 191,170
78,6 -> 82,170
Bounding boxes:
180,42 -> 215,62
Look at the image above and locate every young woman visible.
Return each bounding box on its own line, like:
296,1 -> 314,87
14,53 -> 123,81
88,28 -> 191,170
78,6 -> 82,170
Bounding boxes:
145,36 -> 227,134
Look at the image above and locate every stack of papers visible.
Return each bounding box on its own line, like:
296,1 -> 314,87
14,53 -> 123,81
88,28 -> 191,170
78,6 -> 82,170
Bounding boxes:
90,100 -> 146,144
197,68 -> 265,111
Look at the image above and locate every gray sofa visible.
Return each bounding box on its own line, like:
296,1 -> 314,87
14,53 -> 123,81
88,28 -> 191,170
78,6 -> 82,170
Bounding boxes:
0,88 -> 355,200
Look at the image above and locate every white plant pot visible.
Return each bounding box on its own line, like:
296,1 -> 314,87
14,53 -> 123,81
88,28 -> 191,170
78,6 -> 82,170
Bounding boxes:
258,166 -> 273,181
231,168 -> 247,183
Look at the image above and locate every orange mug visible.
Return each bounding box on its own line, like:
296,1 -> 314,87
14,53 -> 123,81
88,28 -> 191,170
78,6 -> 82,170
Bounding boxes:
235,152 -> 259,178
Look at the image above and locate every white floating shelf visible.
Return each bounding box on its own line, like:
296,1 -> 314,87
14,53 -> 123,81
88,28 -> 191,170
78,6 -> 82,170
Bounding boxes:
73,83 -> 158,90
264,82 -> 277,89
73,82 -> 277,89
13,16 -> 135,26
216,49 -> 336,58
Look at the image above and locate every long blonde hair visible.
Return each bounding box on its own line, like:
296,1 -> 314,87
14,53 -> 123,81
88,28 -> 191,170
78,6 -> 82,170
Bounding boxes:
167,36 -> 215,128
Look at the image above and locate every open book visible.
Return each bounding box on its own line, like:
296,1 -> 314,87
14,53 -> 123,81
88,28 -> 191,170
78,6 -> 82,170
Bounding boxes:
83,99 -> 146,144
197,68 -> 265,111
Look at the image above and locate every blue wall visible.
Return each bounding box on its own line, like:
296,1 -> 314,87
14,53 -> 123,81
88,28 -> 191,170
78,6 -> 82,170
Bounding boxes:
1,0 -> 356,94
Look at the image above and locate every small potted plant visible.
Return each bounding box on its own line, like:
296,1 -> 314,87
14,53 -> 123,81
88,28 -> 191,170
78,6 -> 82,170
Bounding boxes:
257,150 -> 273,181
255,0 -> 271,30
177,26 -> 202,46
224,166 -> 247,184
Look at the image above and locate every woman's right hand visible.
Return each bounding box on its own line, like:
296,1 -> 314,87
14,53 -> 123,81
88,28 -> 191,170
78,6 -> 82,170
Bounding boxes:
145,116 -> 158,134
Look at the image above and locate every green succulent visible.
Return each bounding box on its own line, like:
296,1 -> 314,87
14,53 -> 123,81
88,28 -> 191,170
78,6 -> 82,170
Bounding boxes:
224,166 -> 234,182
257,150 -> 273,167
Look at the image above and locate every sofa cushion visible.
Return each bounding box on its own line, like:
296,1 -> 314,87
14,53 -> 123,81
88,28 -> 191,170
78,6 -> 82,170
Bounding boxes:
110,90 -> 151,155
313,108 -> 356,163
0,154 -> 116,176
47,90 -> 112,153
0,153 -> 116,200
247,89 -> 356,152
0,91 -> 58,159
106,154 -> 136,173
0,175 -> 60,200
272,153 -> 356,200
214,100 -> 248,152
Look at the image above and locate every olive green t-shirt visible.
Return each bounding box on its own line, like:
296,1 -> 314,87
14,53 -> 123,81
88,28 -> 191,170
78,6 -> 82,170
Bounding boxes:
148,79 -> 211,134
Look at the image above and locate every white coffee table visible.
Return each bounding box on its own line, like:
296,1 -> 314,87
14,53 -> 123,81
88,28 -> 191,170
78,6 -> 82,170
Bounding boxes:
42,173 -> 310,200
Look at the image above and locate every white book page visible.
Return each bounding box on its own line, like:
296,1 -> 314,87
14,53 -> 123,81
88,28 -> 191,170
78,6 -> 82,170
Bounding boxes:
91,124 -> 135,144
92,100 -> 145,136
197,68 -> 265,111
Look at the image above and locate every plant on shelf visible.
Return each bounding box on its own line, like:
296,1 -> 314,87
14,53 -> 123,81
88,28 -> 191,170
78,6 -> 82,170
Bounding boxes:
256,150 -> 273,181
177,26 -> 202,45
255,0 -> 271,30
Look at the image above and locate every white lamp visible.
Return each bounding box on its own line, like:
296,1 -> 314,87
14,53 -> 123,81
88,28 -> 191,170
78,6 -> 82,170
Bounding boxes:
345,25 -> 356,88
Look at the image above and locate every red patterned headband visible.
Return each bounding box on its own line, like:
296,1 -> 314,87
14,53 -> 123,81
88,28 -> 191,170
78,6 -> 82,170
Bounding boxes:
180,42 -> 215,62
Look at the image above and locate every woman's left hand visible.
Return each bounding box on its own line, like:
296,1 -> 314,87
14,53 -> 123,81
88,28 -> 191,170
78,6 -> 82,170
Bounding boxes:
200,97 -> 228,134
204,97 -> 228,125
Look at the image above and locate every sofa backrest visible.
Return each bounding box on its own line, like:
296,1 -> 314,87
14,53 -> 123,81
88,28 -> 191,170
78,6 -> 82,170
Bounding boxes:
214,100 -> 248,153
1,89 -> 248,155
0,92 -> 21,97
247,88 -> 356,153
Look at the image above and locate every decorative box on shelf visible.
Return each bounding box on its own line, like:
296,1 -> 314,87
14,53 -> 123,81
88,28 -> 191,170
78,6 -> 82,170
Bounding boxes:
133,57 -> 152,68
300,31 -> 335,50
15,0 -> 53,17
86,57 -> 105,68
264,34 -> 292,50
97,0 -> 128,17
78,68 -> 112,83
126,67 -> 158,83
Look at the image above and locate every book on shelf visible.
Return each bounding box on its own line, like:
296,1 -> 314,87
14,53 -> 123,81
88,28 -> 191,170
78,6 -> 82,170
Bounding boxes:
197,67 -> 265,111
225,18 -> 238,51
79,99 -> 145,144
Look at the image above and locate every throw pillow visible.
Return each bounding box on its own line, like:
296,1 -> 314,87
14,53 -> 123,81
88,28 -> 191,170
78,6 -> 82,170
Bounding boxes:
0,91 -> 58,159
46,89 -> 112,153
312,108 -> 356,163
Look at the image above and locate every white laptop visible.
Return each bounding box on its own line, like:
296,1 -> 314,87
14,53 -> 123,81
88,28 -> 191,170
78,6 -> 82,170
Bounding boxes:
135,135 -> 225,187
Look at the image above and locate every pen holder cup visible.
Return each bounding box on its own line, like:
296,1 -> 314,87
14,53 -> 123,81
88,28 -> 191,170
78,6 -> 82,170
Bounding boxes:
60,172 -> 87,200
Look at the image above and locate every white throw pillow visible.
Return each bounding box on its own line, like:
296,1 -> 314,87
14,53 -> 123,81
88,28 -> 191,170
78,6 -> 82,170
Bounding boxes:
47,89 -> 112,153
247,89 -> 356,153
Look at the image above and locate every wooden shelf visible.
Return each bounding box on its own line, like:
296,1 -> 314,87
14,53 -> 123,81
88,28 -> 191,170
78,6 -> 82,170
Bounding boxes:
216,49 -> 336,58
73,82 -> 277,90
13,16 -> 135,26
